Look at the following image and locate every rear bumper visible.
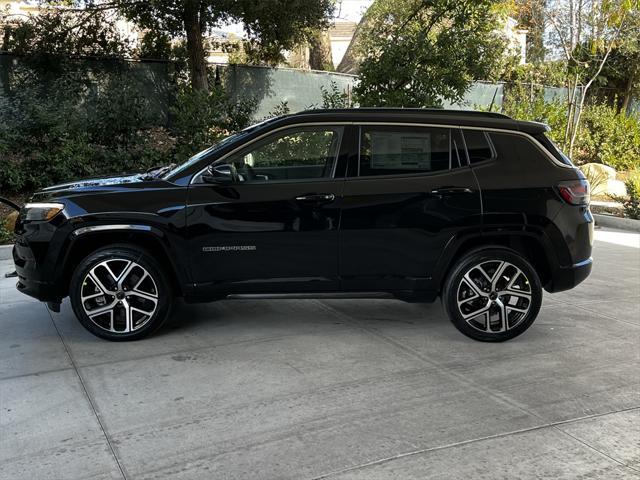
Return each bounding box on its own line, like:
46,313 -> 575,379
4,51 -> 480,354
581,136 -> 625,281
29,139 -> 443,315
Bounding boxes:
545,257 -> 592,293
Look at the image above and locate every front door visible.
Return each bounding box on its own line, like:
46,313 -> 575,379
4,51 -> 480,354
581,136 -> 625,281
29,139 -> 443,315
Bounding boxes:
187,125 -> 346,294
339,125 -> 482,292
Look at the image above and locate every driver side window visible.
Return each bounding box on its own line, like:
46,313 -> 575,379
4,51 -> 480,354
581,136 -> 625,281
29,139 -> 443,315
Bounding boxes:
226,126 -> 343,183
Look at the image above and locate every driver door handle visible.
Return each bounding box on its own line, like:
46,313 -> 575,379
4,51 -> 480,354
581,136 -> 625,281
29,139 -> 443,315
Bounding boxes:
295,193 -> 336,203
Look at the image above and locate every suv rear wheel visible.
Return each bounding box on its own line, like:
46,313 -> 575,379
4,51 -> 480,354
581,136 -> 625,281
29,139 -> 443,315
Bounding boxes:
70,245 -> 173,341
443,248 -> 542,342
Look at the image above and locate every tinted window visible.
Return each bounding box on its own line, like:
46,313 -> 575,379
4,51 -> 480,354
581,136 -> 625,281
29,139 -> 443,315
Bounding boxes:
488,131 -> 548,167
226,126 -> 343,183
534,133 -> 573,166
358,126 -> 450,176
463,130 -> 495,164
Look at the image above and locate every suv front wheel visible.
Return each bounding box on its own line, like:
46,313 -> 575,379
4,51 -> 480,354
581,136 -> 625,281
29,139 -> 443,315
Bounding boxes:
443,248 -> 542,342
70,245 -> 173,341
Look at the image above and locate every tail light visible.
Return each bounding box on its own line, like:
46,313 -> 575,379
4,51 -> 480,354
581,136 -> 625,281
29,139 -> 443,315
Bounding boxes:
557,180 -> 590,205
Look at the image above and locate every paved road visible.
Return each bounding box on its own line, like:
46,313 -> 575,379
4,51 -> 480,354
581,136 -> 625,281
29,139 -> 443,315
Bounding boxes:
1,228 -> 638,480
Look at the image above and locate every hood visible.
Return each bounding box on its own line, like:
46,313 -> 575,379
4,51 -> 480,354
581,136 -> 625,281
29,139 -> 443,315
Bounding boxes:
40,173 -> 146,193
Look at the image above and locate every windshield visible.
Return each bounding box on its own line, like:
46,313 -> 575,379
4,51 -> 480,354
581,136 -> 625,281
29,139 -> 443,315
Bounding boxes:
161,118 -> 278,180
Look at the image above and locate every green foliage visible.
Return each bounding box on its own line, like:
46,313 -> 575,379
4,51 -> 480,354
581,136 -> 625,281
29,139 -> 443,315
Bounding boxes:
319,82 -> 350,108
501,94 -> 568,146
0,65 -> 257,193
138,30 -> 173,60
501,61 -> 567,87
170,86 -> 256,160
621,174 -> 640,219
0,60 -> 169,192
611,172 -> 640,219
0,224 -> 14,245
1,9 -> 131,61
501,95 -> 640,171
266,101 -> 292,119
578,104 -> 640,170
353,0 -> 508,107
97,0 -> 333,64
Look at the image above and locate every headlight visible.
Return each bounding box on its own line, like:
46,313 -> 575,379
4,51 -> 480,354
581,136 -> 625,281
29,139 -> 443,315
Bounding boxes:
22,202 -> 65,222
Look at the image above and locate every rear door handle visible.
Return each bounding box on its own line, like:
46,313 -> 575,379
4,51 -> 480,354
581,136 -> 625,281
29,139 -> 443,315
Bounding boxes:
430,187 -> 473,195
295,193 -> 336,203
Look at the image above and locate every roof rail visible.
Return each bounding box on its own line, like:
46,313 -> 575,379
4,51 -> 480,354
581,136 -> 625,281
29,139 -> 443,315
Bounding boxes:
298,107 -> 512,120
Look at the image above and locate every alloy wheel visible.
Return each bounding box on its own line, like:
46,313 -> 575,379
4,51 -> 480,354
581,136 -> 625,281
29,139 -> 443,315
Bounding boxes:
456,260 -> 532,333
80,258 -> 159,333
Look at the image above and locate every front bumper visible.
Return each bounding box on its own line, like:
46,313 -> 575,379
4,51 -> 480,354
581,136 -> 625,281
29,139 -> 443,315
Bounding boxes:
13,241 -> 62,303
545,257 -> 593,293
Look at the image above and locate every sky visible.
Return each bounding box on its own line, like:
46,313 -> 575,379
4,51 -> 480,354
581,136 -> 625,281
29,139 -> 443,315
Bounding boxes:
220,0 -> 373,38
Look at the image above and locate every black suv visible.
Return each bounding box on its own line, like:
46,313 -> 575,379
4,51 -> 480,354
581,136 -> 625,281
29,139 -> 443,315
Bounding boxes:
13,109 -> 593,342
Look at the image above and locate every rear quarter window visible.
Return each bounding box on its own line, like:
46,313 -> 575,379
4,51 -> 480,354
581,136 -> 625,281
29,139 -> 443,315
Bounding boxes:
462,130 -> 495,164
533,134 -> 573,166
488,131 -> 553,168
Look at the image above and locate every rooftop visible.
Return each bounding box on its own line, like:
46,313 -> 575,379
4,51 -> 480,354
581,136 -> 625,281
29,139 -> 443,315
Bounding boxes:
289,108 -> 546,134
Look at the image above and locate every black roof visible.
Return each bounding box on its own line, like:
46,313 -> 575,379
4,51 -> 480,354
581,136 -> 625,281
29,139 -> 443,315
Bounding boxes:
277,108 -> 548,134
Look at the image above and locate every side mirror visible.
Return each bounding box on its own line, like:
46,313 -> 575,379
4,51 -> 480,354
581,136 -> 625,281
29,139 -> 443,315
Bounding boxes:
202,164 -> 236,185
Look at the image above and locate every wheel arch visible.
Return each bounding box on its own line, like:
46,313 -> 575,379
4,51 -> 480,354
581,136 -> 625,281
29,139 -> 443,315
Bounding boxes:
57,226 -> 187,299
434,230 -> 555,292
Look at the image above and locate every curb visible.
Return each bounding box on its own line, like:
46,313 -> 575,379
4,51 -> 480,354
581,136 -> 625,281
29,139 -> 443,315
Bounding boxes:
0,244 -> 12,261
594,214 -> 640,233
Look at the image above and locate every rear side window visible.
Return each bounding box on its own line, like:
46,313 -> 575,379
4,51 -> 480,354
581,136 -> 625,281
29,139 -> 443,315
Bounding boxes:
462,130 -> 495,164
534,133 -> 573,166
358,126 -> 451,176
488,131 -> 555,168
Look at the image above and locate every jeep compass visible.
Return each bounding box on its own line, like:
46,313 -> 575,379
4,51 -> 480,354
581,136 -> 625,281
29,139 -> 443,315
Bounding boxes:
12,109 -> 593,341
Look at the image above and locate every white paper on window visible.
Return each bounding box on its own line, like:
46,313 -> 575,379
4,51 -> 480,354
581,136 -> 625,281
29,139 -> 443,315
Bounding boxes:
370,132 -> 432,170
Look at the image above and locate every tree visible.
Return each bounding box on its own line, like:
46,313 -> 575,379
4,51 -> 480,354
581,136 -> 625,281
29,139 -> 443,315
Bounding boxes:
1,8 -> 130,60
84,0 -> 335,92
308,29 -> 333,70
584,7 -> 640,113
546,0 -> 637,156
351,0 -> 509,107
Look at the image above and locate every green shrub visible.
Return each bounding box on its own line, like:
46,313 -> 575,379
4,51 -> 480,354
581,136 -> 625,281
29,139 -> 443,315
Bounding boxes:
577,105 -> 640,171
501,96 -> 568,146
501,94 -> 640,171
0,226 -> 13,245
171,86 -> 255,161
0,57 -> 257,193
618,174 -> 640,219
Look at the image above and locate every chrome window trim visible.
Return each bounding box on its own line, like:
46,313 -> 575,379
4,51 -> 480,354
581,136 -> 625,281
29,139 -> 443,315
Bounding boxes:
190,122 -> 351,185
459,125 -> 572,169
189,119 -> 573,184
357,122 -> 573,169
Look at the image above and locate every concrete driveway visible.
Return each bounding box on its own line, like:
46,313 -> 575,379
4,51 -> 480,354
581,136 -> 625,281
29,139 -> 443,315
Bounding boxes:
1,227 -> 638,480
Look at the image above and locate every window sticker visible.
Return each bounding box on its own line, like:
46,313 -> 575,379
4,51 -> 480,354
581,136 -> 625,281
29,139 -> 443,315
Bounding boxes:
370,132 -> 432,170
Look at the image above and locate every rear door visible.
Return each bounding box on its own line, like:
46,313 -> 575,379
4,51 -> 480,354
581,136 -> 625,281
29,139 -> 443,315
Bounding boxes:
339,124 -> 482,292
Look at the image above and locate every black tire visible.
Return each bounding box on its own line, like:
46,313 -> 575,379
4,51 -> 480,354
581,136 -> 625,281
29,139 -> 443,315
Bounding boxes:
443,248 -> 542,342
70,245 -> 173,341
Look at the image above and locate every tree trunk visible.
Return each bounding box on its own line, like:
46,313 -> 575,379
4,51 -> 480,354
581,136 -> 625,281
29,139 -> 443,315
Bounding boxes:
184,2 -> 208,92
620,75 -> 634,114
308,30 -> 333,71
